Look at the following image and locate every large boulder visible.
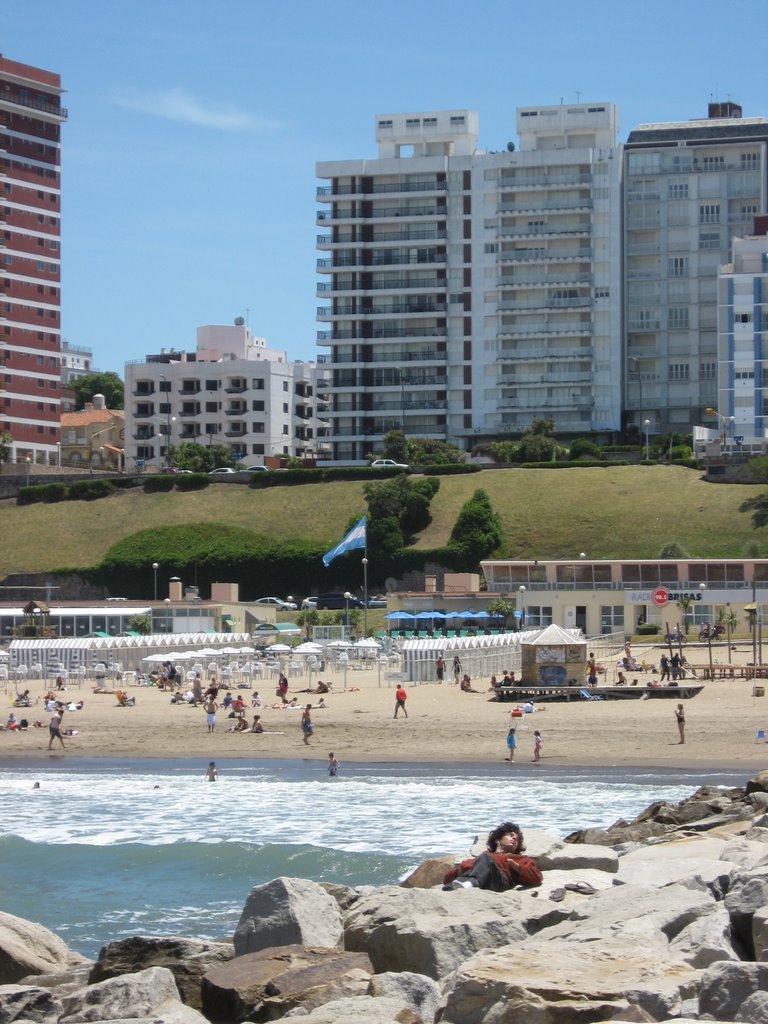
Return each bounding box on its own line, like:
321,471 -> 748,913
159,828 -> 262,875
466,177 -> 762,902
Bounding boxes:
698,960 -> 768,1022
234,878 -> 343,955
367,971 -> 441,1023
441,940 -> 700,1024
201,945 -> 372,1023
88,937 -> 234,1010
0,913 -> 88,985
280,993 -> 430,1023
344,885 -> 535,980
59,966 -> 202,1024
725,867 -> 768,958
753,906 -> 768,961
535,842 -> 618,873
0,983 -> 63,1024
615,836 -> 734,888
401,857 -> 456,889
669,904 -> 740,968
746,770 -> 768,796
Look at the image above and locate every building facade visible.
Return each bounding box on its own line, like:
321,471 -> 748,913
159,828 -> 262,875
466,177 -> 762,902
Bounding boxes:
0,56 -> 66,464
624,102 -> 768,439
316,104 -> 623,461
123,323 -> 330,469
60,395 -> 124,470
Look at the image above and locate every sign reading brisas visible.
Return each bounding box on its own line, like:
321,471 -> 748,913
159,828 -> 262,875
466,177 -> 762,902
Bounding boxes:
651,587 -> 703,607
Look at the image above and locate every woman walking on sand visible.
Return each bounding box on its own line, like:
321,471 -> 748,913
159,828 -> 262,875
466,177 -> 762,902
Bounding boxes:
675,703 -> 685,744
301,703 -> 313,746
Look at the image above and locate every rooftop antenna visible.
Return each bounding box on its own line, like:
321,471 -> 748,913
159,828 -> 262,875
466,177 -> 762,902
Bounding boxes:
245,307 -> 250,326
575,91 -> 581,103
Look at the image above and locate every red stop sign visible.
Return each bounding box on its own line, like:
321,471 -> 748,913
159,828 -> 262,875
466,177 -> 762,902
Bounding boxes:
652,587 -> 669,606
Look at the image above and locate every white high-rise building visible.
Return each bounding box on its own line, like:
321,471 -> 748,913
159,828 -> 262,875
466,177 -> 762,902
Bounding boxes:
711,225 -> 768,452
623,102 -> 768,438
316,104 -> 623,462
123,323 -> 330,469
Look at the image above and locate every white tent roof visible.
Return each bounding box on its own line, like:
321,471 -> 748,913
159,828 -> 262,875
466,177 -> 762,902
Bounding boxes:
525,624 -> 585,647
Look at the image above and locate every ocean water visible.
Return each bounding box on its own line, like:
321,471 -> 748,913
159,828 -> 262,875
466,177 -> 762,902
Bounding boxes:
0,758 -> 747,960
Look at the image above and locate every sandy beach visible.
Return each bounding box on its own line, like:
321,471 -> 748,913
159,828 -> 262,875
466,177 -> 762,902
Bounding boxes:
1,641 -> 767,773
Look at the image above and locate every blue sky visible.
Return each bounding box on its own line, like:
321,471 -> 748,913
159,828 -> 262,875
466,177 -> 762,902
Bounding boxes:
5,0 -> 768,374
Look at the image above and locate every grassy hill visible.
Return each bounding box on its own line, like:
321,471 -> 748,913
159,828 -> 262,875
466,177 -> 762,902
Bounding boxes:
1,465 -> 766,578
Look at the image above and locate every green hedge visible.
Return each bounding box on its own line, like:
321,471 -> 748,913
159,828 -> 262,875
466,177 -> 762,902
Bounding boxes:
17,482 -> 68,505
518,460 -> 631,470
636,623 -> 660,635
175,473 -> 210,491
143,475 -> 175,493
67,479 -> 117,502
413,464 -> 481,476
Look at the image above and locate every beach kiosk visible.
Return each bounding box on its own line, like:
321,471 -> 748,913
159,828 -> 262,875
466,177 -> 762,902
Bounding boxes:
520,623 -> 587,687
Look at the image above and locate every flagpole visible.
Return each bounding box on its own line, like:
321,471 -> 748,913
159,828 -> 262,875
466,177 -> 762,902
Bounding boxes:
362,552 -> 369,637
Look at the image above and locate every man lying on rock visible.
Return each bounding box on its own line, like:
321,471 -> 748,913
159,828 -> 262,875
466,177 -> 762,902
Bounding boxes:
443,821 -> 543,892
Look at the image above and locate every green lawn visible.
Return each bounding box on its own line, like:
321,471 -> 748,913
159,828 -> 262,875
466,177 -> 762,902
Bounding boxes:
1,466 -> 766,577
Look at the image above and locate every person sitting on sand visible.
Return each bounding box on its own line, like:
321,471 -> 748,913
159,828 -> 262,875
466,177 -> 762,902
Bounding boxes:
442,821 -> 543,892
316,698 -> 327,709
55,676 -> 66,691
615,671 -> 627,686
250,715 -> 264,733
315,680 -> 331,694
227,718 -> 248,733
460,674 -> 479,693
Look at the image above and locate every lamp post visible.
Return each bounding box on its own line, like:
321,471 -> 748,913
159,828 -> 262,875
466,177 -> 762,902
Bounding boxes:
164,597 -> 171,634
643,419 -> 651,462
705,408 -> 735,459
699,583 -> 713,680
628,356 -> 643,437
56,442 -> 61,467
24,457 -> 31,486
518,585 -> 526,631
344,591 -> 352,634
152,562 -> 159,601
362,557 -> 369,636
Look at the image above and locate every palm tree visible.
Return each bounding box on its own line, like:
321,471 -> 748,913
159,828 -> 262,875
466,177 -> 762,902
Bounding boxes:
488,597 -> 515,630
676,595 -> 692,635
718,607 -> 739,652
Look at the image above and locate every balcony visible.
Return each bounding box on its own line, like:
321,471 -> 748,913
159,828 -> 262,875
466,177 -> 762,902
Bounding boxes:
498,198 -> 593,214
499,272 -> 592,288
224,405 -> 247,416
132,386 -> 155,397
316,180 -> 447,197
498,248 -> 592,263
497,325 -> 590,339
133,430 -> 155,441
224,427 -> 247,437
498,173 -> 592,189
224,382 -> 247,393
498,224 -> 591,239
372,325 -> 447,339
179,383 -> 200,395
498,346 -> 593,361
179,406 -> 201,417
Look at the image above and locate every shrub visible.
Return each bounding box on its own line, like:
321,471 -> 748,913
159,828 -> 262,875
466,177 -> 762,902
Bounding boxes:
143,475 -> 175,493
568,438 -> 604,461
175,473 -> 210,492
67,479 -> 116,502
17,482 -> 68,505
447,489 -> 502,568
636,623 -> 660,636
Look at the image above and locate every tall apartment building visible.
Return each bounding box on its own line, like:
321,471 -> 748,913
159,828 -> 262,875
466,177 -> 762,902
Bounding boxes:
123,323 -> 330,469
316,104 -> 622,462
624,102 -> 768,437
712,222 -> 768,450
0,55 -> 66,464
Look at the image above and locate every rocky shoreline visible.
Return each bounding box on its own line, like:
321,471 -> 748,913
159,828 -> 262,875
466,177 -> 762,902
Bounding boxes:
3,772 -> 768,1023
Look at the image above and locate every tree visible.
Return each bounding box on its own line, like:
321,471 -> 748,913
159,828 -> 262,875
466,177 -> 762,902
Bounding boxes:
447,489 -> 502,568
517,419 -> 563,463
676,595 -> 692,633
719,607 -> 739,651
405,437 -> 466,466
488,597 -> 515,628
127,613 -> 152,635
0,431 -> 12,465
168,443 -> 233,472
741,495 -> 768,529
382,430 -> 408,464
71,372 -> 125,410
568,438 -> 603,461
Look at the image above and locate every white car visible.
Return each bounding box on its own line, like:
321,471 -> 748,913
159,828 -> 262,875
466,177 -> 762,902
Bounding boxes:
255,596 -> 298,611
301,597 -> 318,610
208,467 -> 236,476
242,465 -> 270,473
370,459 -> 409,469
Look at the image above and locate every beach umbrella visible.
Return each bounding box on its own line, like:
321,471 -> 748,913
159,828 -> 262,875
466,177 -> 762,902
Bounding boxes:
196,648 -> 219,657
294,642 -> 323,653
472,611 -> 490,619
354,637 -> 381,648
326,639 -> 352,649
220,646 -> 241,655
239,646 -> 256,654
443,611 -> 464,619
385,611 -> 414,620
266,643 -> 292,653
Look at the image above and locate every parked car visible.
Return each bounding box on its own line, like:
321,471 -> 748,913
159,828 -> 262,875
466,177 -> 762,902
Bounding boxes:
255,596 -> 298,610
370,459 -> 409,469
366,595 -> 388,608
316,593 -> 366,610
208,467 -> 236,476
301,597 -> 318,610
241,465 -> 270,473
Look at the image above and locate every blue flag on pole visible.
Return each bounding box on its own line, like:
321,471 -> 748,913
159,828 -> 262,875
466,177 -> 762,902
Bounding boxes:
323,515 -> 367,567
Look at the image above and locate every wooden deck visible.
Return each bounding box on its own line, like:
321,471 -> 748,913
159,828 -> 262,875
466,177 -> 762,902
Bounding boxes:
493,683 -> 704,703
685,664 -> 768,681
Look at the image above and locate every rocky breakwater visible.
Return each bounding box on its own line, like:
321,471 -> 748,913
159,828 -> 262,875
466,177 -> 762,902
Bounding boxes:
3,772 -> 768,1023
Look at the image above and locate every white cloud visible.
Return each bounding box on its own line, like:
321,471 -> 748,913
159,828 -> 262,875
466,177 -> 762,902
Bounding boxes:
114,87 -> 281,132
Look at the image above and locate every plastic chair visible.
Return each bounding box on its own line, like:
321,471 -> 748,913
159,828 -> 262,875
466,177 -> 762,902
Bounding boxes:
757,729 -> 766,742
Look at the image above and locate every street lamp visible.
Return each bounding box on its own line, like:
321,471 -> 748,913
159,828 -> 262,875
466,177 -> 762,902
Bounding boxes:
56,442 -> 61,467
518,585 -> 526,631
152,563 -> 159,601
705,408 -> 735,458
643,419 -> 651,462
699,583 -> 713,680
164,597 -> 171,634
24,457 -> 31,486
628,356 -> 644,436
362,557 -> 369,636
344,591 -> 352,632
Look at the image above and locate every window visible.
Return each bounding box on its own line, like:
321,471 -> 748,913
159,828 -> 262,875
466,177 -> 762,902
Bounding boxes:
405,118 -> 420,128
669,363 -> 690,380
251,400 -> 264,411
205,379 -> 218,391
668,308 -> 689,329
668,257 -> 688,278
699,231 -> 720,250
252,378 -> 264,390
484,243 -> 496,254
701,362 -> 716,379
282,381 -> 289,392
525,606 -> 553,628
668,182 -> 689,199
735,369 -> 755,379
741,153 -> 760,169
282,424 -> 289,435
600,606 -> 624,633
701,155 -> 724,172
377,120 -> 393,129
252,422 -> 265,433
282,403 -> 289,414
735,312 -> 753,324
699,204 -> 720,224
450,115 -> 465,126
